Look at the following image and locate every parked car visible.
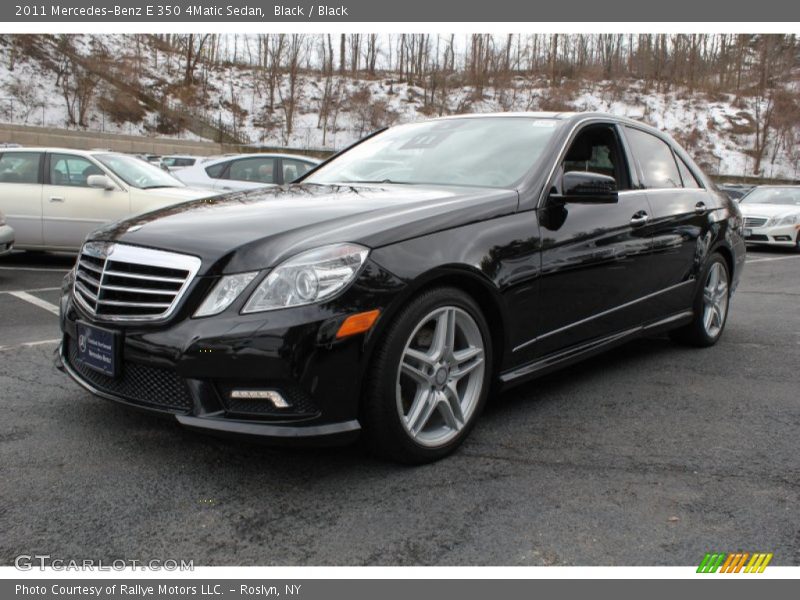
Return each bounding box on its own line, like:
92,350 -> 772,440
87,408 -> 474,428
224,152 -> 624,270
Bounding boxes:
739,185 -> 800,250
160,155 -> 203,172
0,209 -> 14,256
0,148 -> 217,252
174,153 -> 320,191
57,112 -> 745,463
716,183 -> 754,202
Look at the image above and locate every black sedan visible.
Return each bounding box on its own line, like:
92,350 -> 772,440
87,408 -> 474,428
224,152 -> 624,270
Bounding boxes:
57,112 -> 746,463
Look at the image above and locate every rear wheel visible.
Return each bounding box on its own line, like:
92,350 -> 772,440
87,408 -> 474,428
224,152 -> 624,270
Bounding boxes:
361,287 -> 492,464
669,254 -> 730,347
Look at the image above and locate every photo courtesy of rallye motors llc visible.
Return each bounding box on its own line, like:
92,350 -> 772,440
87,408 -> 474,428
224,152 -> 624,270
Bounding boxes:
56,112 -> 745,464
14,584 -> 248,596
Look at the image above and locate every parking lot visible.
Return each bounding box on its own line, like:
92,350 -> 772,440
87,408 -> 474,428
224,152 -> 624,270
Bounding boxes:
0,247 -> 798,566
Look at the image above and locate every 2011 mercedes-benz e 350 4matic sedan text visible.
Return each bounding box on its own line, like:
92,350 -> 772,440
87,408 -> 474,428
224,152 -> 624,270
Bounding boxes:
57,113 -> 745,463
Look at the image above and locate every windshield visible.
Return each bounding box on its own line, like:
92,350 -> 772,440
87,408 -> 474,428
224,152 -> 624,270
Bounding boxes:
741,187 -> 800,206
95,154 -> 184,189
305,117 -> 562,188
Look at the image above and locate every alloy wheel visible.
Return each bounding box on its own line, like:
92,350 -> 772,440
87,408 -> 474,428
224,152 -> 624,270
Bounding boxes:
395,306 -> 486,448
702,262 -> 729,338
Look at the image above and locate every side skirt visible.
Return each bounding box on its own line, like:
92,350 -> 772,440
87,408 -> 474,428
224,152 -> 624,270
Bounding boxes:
498,310 -> 693,389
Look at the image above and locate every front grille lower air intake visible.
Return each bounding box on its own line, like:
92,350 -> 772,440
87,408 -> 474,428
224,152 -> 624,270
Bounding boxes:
73,242 -> 201,322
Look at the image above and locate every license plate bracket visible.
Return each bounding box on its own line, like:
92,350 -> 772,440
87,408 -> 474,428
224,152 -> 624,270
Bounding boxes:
76,321 -> 120,378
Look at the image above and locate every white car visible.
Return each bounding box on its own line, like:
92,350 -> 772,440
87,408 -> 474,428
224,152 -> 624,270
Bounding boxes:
0,208 -> 14,256
174,153 -> 320,191
739,186 -> 800,250
0,148 -> 217,252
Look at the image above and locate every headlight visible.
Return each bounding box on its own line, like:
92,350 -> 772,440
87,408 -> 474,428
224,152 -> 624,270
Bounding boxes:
777,214 -> 799,225
242,243 -> 369,313
194,272 -> 258,317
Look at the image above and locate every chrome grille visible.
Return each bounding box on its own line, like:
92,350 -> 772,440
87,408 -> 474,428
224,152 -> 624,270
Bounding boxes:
744,216 -> 769,228
73,242 -> 201,322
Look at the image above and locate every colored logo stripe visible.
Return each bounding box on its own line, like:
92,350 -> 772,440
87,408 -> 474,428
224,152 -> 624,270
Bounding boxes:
698,552 -> 772,573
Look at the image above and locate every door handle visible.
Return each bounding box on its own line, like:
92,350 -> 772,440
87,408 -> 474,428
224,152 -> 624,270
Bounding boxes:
695,201 -> 707,215
630,211 -> 649,227
49,196 -> 64,203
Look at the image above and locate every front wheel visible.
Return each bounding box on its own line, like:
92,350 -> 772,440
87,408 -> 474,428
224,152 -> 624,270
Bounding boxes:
361,287 -> 492,464
670,254 -> 731,347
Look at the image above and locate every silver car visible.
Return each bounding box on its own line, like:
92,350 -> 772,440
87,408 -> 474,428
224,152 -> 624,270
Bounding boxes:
174,153 -> 320,192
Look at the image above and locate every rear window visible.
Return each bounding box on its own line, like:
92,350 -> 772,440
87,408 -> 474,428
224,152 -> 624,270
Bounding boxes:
624,127 -> 681,189
0,152 -> 41,184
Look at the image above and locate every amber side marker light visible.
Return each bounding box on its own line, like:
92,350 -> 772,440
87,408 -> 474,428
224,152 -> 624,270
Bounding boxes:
336,309 -> 381,339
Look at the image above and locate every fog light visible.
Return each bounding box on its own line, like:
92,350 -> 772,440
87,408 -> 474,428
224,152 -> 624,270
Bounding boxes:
230,390 -> 290,408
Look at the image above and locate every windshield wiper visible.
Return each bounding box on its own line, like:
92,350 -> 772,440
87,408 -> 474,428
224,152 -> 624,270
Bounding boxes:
141,185 -> 177,189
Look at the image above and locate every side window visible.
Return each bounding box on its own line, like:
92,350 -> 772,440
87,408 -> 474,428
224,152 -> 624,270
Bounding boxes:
205,162 -> 228,179
228,157 -> 276,184
561,125 -> 630,190
176,158 -> 195,167
676,155 -> 701,188
282,159 -> 314,183
0,152 -> 42,184
624,127 -> 681,189
49,154 -> 103,187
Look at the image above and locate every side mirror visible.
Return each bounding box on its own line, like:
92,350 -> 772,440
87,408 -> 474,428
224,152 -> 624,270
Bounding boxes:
556,171 -> 618,203
87,174 -> 116,191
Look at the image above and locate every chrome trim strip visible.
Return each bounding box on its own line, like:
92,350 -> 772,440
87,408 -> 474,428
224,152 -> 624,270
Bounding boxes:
502,310 -> 694,383
96,299 -> 172,308
102,270 -> 185,284
100,284 -> 179,296
512,280 -> 694,352
75,281 -> 99,302
642,310 -> 693,330
75,270 -> 101,288
78,260 -> 104,275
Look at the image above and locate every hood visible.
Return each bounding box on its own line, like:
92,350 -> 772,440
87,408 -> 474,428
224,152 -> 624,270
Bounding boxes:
739,202 -> 800,218
90,183 -> 519,275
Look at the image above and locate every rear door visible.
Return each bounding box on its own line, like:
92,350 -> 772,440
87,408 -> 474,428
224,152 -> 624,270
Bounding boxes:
42,153 -> 130,250
621,126 -> 714,317
0,151 -> 44,248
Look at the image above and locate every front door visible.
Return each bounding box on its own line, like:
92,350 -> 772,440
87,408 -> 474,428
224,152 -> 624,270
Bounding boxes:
532,123 -> 655,357
42,153 -> 130,250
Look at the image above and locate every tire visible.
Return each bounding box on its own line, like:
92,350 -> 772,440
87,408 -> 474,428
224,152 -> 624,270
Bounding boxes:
669,253 -> 731,347
361,287 -> 493,464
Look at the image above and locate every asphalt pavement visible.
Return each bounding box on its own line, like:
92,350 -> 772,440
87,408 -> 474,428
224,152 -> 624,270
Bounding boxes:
0,247 -> 798,566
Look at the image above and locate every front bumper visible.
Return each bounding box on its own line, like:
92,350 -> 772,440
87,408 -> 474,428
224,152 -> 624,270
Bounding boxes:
0,224 -> 14,256
56,287 -> 379,446
744,224 -> 800,247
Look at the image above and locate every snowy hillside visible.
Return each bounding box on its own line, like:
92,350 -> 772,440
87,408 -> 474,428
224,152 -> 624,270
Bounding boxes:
1,34 -> 798,180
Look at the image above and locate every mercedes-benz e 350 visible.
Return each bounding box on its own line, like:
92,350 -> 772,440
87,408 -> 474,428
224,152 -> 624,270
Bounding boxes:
57,113 -> 745,463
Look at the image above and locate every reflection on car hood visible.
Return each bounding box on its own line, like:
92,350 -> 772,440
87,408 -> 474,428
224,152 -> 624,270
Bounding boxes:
136,186 -> 219,200
739,203 -> 800,218
90,183 -> 519,275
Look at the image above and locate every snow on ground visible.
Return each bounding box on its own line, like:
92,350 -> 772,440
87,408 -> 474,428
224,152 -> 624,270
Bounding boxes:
1,36 -> 798,179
